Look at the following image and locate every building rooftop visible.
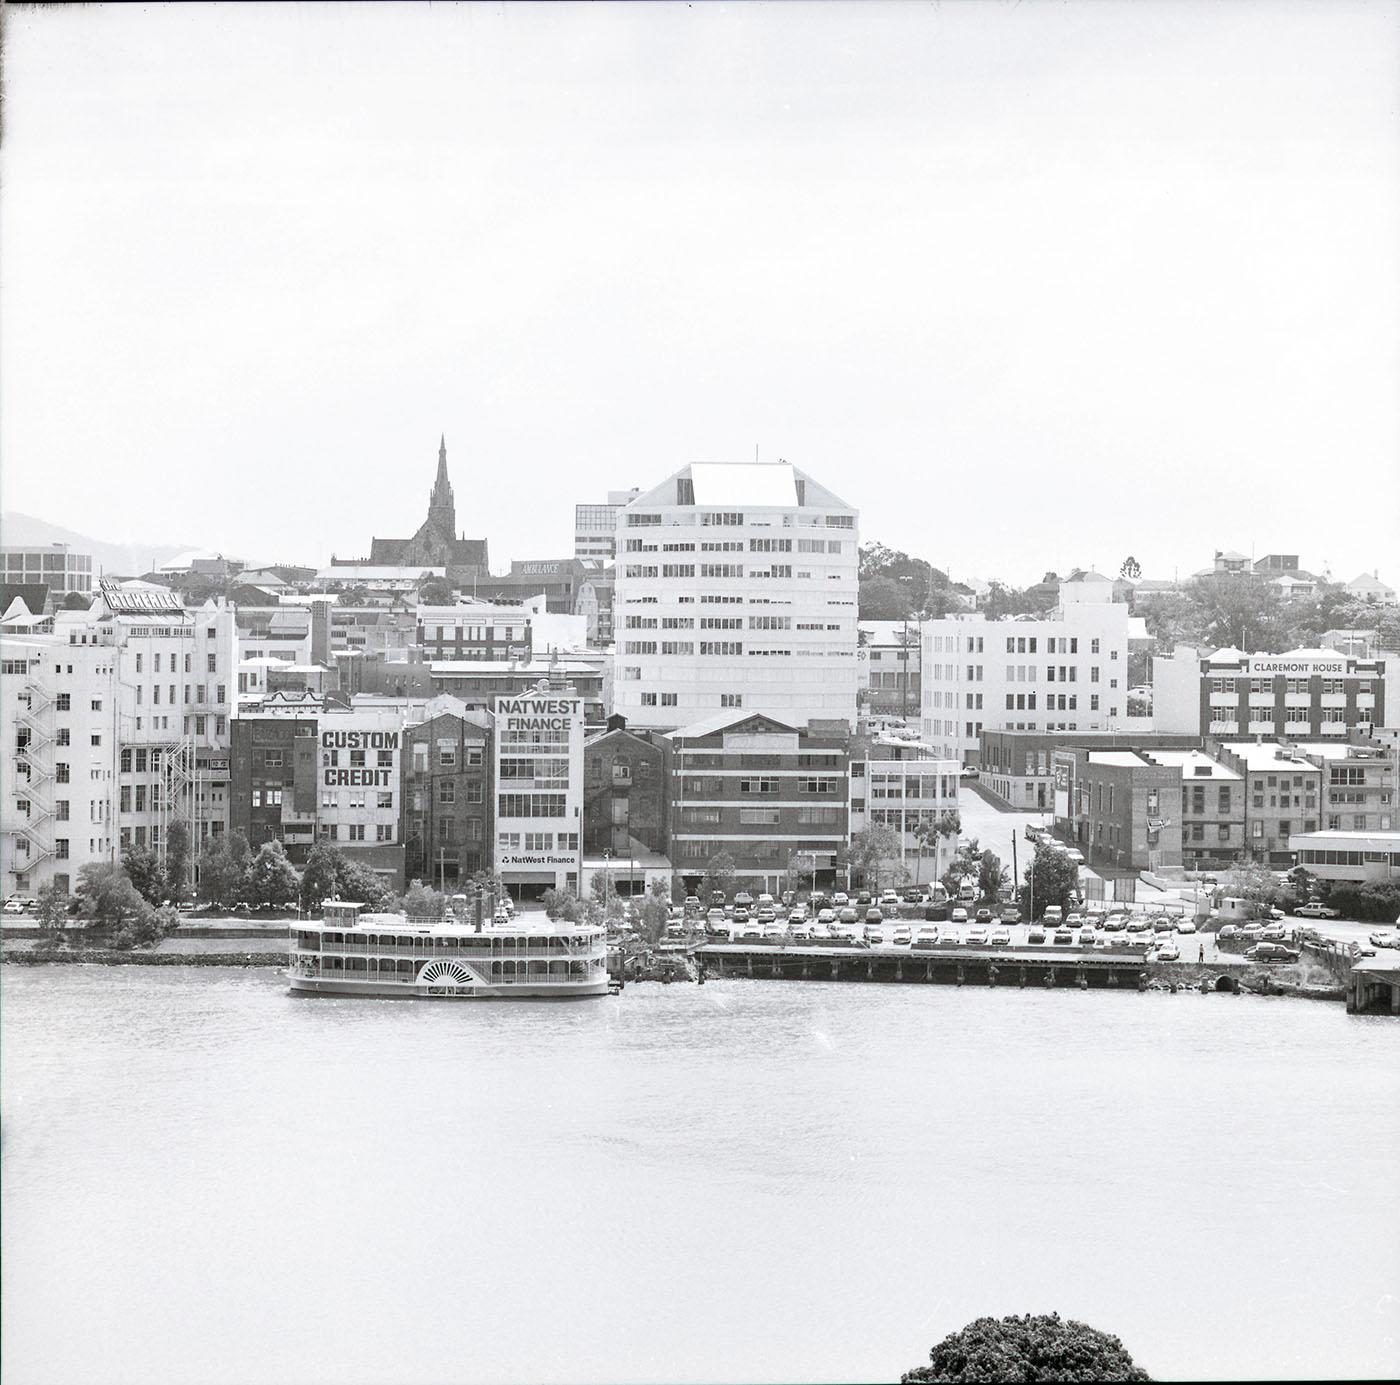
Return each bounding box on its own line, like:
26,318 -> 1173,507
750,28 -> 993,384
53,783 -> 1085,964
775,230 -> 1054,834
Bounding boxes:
1087,750 -> 1152,768
1219,741 -> 1322,773
1146,749 -> 1241,780
689,462 -> 801,506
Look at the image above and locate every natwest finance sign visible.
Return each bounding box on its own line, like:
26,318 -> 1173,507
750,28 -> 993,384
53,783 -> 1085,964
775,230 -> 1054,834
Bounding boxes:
493,691 -> 584,888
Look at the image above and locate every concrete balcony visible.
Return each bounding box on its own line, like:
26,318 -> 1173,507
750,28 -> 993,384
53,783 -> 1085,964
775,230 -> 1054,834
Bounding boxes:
1248,694 -> 1276,709
1321,693 -> 1347,708
1209,720 -> 1239,735
1321,721 -> 1348,736
1284,720 -> 1312,735
1358,693 -> 1376,710
1248,720 -> 1277,735
1284,693 -> 1311,708
1209,692 -> 1236,708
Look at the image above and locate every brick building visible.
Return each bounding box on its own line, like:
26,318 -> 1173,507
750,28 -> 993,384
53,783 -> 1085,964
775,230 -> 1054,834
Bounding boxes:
668,711 -> 850,893
582,719 -> 670,859
400,698 -> 492,888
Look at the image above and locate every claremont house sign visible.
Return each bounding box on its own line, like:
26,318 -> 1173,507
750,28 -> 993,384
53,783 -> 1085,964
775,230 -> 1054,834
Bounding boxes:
1246,657 -> 1345,676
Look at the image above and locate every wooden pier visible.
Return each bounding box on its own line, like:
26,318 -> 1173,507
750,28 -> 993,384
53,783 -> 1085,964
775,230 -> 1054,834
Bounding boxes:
696,941 -> 1151,990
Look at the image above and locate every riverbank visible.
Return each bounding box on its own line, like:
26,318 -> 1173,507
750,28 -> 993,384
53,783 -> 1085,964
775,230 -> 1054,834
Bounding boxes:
3,949 -> 285,967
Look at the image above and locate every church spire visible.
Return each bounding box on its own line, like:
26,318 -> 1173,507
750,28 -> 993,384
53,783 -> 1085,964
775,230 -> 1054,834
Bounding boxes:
427,434 -> 456,537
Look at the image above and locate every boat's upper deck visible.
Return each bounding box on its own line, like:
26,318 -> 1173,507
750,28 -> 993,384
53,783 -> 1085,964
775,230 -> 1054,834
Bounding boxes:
301,902 -> 603,943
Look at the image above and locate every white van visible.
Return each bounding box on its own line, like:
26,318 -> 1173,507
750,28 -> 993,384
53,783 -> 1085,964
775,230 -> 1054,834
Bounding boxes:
1042,905 -> 1064,926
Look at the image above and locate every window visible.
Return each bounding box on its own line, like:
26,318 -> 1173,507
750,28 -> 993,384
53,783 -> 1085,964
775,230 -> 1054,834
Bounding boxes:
56,728 -> 71,747
56,799 -> 70,821
55,839 -> 69,860
56,693 -> 71,711
378,791 -> 394,809
208,654 -> 217,673
721,693 -> 743,708
56,763 -> 70,784
439,781 -> 456,805
376,824 -> 394,842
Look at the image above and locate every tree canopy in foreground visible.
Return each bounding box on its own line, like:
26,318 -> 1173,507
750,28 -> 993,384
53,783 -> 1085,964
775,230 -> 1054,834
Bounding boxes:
902,1312 -> 1150,1383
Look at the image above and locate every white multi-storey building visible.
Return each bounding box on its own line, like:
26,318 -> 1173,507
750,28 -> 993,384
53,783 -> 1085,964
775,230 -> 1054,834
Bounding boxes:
1,583 -> 238,897
575,489 -> 641,560
2,624 -> 118,897
920,599 -> 1134,767
849,736 -> 960,888
612,461 -> 859,731
493,685 -> 585,898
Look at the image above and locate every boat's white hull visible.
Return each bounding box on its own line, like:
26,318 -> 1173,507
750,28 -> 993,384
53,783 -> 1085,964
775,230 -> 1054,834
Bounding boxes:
287,972 -> 609,1000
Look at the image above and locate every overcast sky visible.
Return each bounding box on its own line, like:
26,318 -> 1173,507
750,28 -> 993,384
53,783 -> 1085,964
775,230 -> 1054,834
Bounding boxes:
3,1 -> 1397,586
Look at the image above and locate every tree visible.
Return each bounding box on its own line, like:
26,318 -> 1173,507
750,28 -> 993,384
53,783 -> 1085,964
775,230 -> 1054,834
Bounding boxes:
338,860 -> 394,913
299,841 -> 343,909
122,846 -> 167,906
113,901 -> 181,952
165,819 -> 194,899
1120,555 -> 1142,580
401,880 -> 449,918
246,840 -> 300,907
34,880 -> 71,946
1218,863 -> 1287,914
940,837 -> 982,899
701,850 -> 738,903
417,576 -> 454,605
639,878 -> 671,943
589,870 -> 628,924
903,1312 -> 1150,1383
541,886 -> 584,922
1020,846 -> 1081,920
978,848 -> 1009,903
912,810 -> 961,884
850,824 -> 905,891
75,862 -> 152,932
199,830 -> 252,907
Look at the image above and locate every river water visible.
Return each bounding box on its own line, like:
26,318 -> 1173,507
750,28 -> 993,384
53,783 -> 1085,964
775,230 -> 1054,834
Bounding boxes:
3,966 -> 1397,1384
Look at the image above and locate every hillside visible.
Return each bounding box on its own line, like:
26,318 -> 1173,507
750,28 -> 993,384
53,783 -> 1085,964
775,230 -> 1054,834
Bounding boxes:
1,511 -> 195,579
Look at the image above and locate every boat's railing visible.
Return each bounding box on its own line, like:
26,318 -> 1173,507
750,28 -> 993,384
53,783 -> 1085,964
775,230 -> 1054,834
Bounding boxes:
297,942 -> 605,961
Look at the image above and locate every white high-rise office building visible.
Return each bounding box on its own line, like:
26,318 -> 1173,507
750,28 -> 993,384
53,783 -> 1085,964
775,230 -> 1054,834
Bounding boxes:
612,461 -> 858,731
920,595 -> 1134,767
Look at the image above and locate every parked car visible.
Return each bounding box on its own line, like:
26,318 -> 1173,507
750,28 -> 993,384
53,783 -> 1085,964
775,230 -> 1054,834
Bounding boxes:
1367,931 -> 1400,950
832,892 -> 850,907
1176,918 -> 1198,934
710,890 -> 727,909
989,928 -> 1011,947
838,906 -> 859,925
1152,917 -> 1174,934
2,898 -> 30,915
865,906 -> 884,923
999,905 -> 1022,925
1155,941 -> 1181,961
1053,928 -> 1074,945
950,906 -> 968,924
1076,929 -> 1095,946
733,907 -> 750,924
965,926 -> 989,945
1103,915 -> 1127,932
892,925 -> 912,945
816,908 -> 837,924
938,930 -> 962,946
879,889 -> 900,909
959,765 -> 979,779
1246,942 -> 1300,963
1042,905 -> 1064,926
756,907 -> 776,924
1125,915 -> 1151,933
1294,903 -> 1340,919
865,925 -> 886,945
781,891 -> 796,909
1217,924 -> 1239,940
855,892 -> 873,907
684,895 -> 701,911
734,891 -> 754,909
924,902 -> 951,922
1065,848 -> 1085,865
975,906 -> 994,925
902,887 -> 925,904
1260,922 -> 1287,942
1027,926 -> 1046,944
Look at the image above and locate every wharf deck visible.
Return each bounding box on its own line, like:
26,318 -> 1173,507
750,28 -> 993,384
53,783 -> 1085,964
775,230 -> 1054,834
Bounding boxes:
696,942 -> 1152,989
